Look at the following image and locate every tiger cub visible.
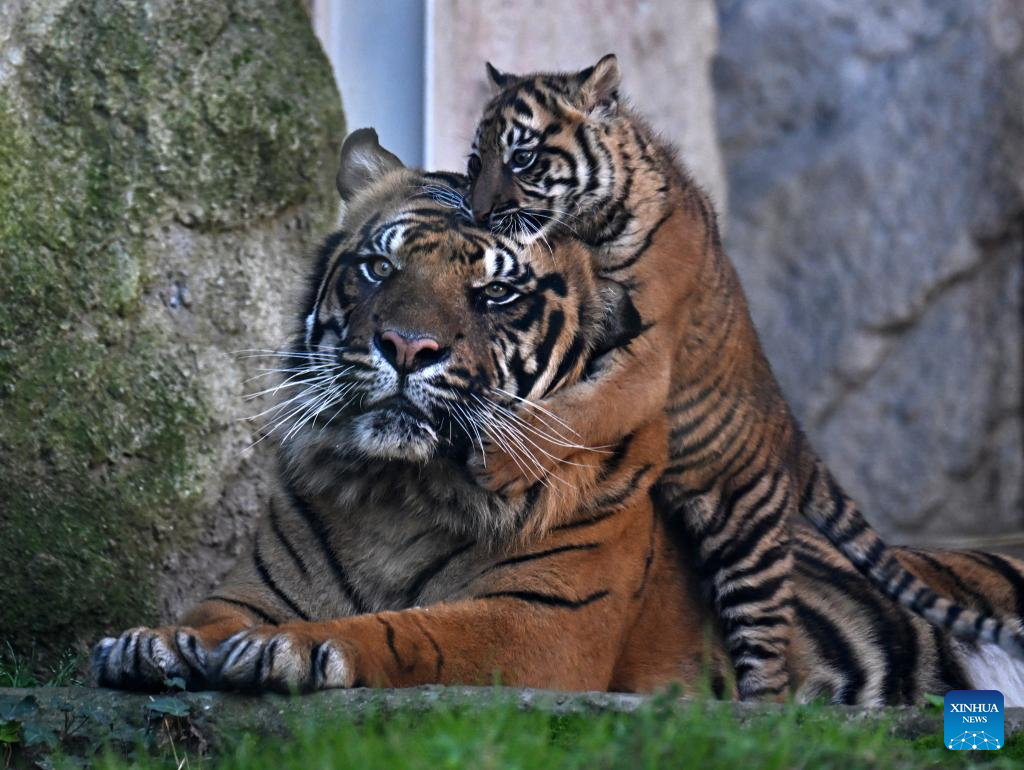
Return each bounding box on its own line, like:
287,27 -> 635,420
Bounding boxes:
466,55 -> 1024,699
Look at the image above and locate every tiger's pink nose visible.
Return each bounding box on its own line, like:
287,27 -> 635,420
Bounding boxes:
377,330 -> 445,374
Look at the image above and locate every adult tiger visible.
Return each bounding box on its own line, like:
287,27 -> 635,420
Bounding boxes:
92,131 -> 1024,705
465,55 -> 1024,699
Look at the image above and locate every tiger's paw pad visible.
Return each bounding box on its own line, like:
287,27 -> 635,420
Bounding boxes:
212,628 -> 353,693
91,627 -> 209,691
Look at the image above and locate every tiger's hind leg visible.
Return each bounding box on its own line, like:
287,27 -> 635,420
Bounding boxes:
712,543 -> 795,701
660,478 -> 796,701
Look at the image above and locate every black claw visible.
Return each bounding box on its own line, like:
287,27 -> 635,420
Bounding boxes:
307,643 -> 324,693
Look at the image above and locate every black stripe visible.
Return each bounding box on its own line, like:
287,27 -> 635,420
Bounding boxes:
377,617 -> 413,673
477,589 -> 610,609
717,575 -> 787,612
796,550 -> 915,704
705,470 -> 775,538
633,515 -> 657,599
676,401 -> 740,456
131,632 -> 143,684
711,490 -> 789,570
822,474 -> 849,530
798,465 -> 820,515
488,542 -> 600,571
552,507 -> 619,532
795,598 -> 866,705
666,408 -> 754,477
268,501 -> 310,579
911,551 -> 995,616
976,553 -> 1024,620
410,615 -> 445,680
719,544 -> 789,587
307,643 -> 324,692
601,209 -> 673,274
595,433 -> 635,483
252,535 -> 309,621
513,309 -> 565,396
575,123 -> 600,197
590,464 -> 653,510
892,570 -> 916,597
404,542 -> 476,604
667,376 -> 722,415
715,417 -> 765,479
930,625 -> 971,692
206,595 -> 279,625
284,480 -> 369,613
543,331 -> 588,397
857,538 -> 886,573
730,639 -> 780,662
669,399 -> 719,442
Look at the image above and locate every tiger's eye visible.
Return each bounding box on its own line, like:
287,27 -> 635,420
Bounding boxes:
369,257 -> 394,280
511,149 -> 536,169
483,282 -> 512,300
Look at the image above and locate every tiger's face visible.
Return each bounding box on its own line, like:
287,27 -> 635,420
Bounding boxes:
467,55 -> 622,238
277,129 -> 602,466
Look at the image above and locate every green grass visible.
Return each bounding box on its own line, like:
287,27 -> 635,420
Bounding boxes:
0,642 -> 83,688
81,698 -> 1022,770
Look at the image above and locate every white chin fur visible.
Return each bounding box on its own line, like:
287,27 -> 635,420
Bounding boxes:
960,642 -> 1024,706
350,410 -> 437,462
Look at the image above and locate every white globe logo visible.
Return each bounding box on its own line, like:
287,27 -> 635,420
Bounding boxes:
948,730 -> 1001,750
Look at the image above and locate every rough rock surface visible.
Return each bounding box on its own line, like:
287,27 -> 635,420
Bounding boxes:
0,0 -> 344,658
714,0 -> 1024,544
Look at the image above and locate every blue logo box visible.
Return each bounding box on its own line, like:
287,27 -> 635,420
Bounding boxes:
945,690 -> 1004,750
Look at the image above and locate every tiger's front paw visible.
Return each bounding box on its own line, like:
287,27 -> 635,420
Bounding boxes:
211,626 -> 355,693
92,626 -> 210,691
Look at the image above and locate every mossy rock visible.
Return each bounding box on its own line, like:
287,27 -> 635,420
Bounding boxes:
0,0 -> 344,662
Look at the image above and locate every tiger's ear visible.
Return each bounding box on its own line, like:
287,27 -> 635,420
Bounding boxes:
576,53 -> 620,117
336,128 -> 404,202
485,62 -> 514,93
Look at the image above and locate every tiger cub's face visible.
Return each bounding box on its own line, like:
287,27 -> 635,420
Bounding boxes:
279,129 -> 601,466
467,55 -> 622,238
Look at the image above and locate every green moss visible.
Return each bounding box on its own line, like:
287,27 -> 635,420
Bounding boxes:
0,0 -> 343,661
86,699 -> 1023,770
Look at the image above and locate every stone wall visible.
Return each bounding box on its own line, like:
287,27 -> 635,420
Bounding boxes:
426,0 -> 727,212
714,0 -> 1023,544
0,0 -> 344,658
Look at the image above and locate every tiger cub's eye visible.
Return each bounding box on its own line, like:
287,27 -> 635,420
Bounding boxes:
368,257 -> 394,280
510,149 -> 536,170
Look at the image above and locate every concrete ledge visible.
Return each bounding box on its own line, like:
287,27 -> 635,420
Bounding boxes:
1,686 -> 1021,760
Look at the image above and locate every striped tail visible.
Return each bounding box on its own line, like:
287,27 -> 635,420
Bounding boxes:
800,463 -> 1024,658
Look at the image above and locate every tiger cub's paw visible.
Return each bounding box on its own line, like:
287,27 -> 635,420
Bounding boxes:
211,626 -> 354,693
91,626 -> 210,691
472,439 -> 560,498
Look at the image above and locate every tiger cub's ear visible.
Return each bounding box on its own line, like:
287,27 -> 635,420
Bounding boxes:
576,53 -> 620,118
336,128 -> 404,202
485,62 -> 515,93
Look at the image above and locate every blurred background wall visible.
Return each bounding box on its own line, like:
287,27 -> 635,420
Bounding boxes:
714,0 -> 1023,547
311,0 -> 1023,548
